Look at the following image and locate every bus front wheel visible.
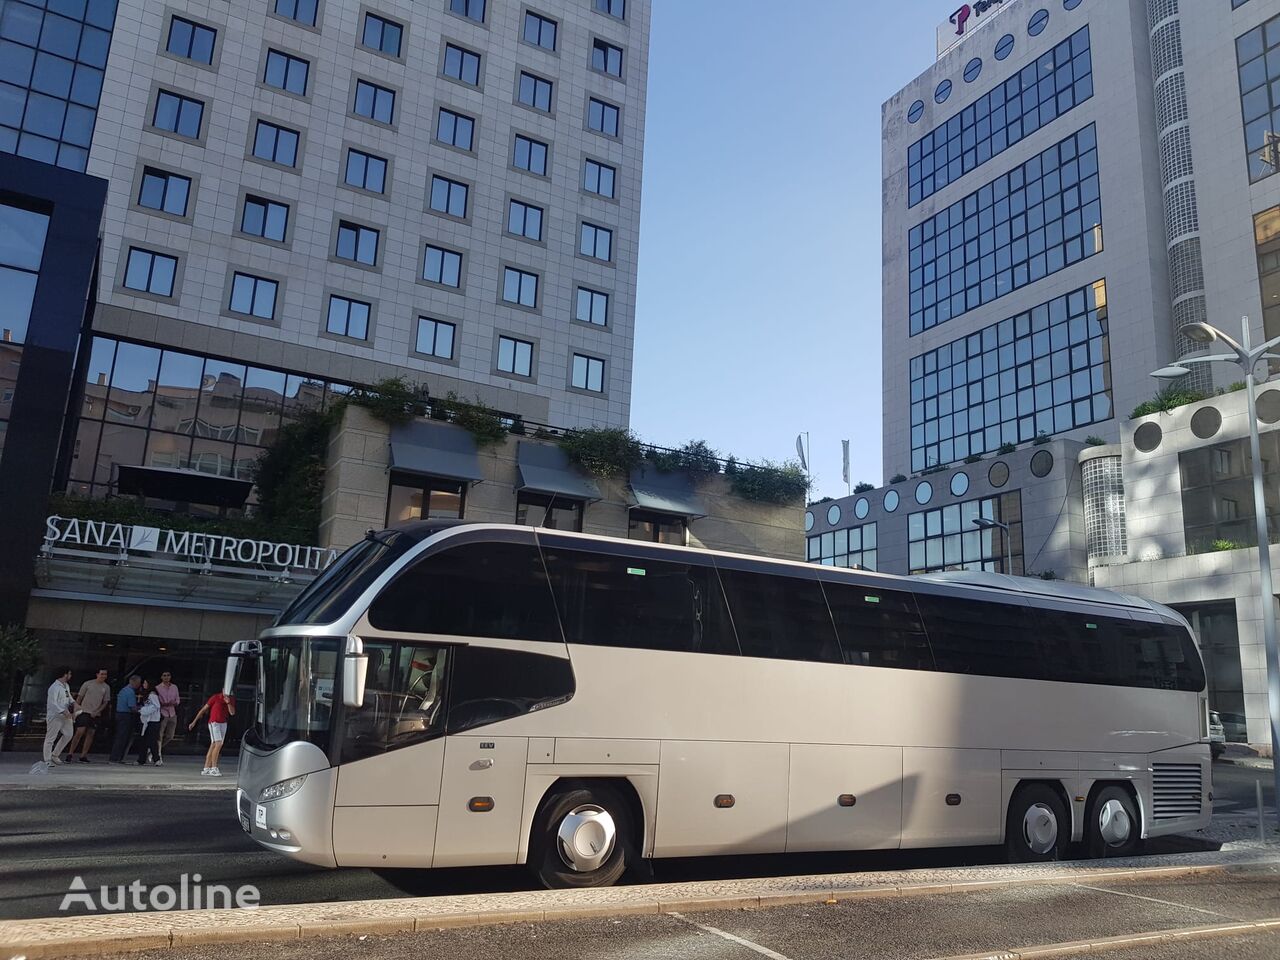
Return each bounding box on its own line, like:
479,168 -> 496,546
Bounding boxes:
1085,785 -> 1142,859
531,785 -> 633,889
1005,784 -> 1069,862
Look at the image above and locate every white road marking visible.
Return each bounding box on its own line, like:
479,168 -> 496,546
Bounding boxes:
1070,882 -> 1236,920
669,912 -> 795,960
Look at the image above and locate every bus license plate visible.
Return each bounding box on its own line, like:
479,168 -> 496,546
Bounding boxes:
255,804 -> 267,829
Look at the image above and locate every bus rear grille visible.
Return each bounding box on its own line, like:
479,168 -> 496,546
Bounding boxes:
1152,762 -> 1202,820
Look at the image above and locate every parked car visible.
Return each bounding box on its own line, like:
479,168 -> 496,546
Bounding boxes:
1209,710 -> 1226,759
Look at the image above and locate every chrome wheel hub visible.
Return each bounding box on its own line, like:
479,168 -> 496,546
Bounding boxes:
556,804 -> 616,872
1023,802 -> 1059,854
1098,798 -> 1132,846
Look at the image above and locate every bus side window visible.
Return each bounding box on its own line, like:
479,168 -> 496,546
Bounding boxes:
447,646 -> 575,734
914,594 -> 1037,679
340,642 -> 449,763
716,566 -> 841,663
367,542 -> 562,642
821,580 -> 933,671
541,547 -> 739,656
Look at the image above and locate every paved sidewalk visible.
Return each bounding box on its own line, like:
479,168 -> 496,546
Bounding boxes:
0,752 -> 237,790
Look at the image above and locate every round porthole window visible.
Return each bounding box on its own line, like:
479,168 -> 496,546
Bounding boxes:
1133,422 -> 1163,453
1063,0 -> 1083,10
804,511 -> 814,532
1190,405 -> 1222,440
884,489 -> 900,513
907,99 -> 925,123
1028,9 -> 1050,36
854,497 -> 870,520
1030,450 -> 1055,477
963,58 -> 982,83
950,472 -> 970,497
989,461 -> 1010,488
934,79 -> 952,104
827,503 -> 841,526
915,480 -> 933,505
1257,389 -> 1280,425
994,33 -> 1015,60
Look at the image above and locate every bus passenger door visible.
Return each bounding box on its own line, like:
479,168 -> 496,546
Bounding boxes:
786,744 -> 902,852
433,735 -> 529,868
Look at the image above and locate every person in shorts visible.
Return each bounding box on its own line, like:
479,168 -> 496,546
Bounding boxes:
189,691 -> 235,777
67,669 -> 111,762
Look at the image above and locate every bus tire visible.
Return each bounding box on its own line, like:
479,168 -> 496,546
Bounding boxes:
530,785 -> 633,889
1085,785 -> 1142,859
1005,783 -> 1069,863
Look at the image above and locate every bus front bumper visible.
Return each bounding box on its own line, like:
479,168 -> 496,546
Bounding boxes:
237,741 -> 337,867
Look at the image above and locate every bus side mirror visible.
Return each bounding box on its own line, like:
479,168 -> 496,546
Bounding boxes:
224,639 -> 261,696
343,654 -> 368,709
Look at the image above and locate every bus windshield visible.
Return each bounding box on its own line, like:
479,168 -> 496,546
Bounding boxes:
276,530 -> 416,626
250,637 -> 341,752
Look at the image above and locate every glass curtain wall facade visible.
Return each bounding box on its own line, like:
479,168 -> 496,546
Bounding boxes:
0,200 -> 50,461
907,492 -> 1023,575
1236,9 -> 1280,184
805,522 -> 877,570
1180,433 -> 1280,552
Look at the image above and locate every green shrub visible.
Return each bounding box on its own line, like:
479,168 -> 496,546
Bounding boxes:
1211,538 -> 1248,552
1129,385 -> 1209,419
647,440 -> 722,480
1085,435 -> 1106,446
998,442 -> 1017,454
727,459 -> 809,505
435,392 -> 508,447
558,427 -> 645,477
1032,432 -> 1051,445
346,377 -> 419,425
889,473 -> 907,484
964,453 -> 984,464
853,481 -> 875,494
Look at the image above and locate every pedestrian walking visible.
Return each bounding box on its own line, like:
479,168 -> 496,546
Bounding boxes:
136,684 -> 162,765
154,671 -> 180,765
108,675 -> 141,764
189,690 -> 235,777
42,667 -> 75,767
66,668 -> 111,762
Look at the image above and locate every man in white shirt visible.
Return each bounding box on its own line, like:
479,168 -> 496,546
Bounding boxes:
43,666 -> 75,766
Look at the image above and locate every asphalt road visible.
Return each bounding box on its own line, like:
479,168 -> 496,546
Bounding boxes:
3,760 -> 1268,921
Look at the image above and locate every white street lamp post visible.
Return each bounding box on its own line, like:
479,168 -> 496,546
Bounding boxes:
1151,318 -> 1280,824
972,516 -> 1012,574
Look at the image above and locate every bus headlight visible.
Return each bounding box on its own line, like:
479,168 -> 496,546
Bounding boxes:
260,775 -> 308,803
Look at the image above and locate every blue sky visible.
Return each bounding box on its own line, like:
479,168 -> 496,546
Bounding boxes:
630,1 -> 942,501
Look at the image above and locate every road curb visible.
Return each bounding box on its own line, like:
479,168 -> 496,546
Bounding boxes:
938,917 -> 1280,959
3,854 -> 1277,959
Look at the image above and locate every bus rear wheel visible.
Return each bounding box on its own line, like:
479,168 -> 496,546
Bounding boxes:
1085,785 -> 1142,859
531,785 -> 632,889
1005,784 -> 1069,862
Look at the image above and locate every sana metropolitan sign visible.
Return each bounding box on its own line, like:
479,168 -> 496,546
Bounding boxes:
43,516 -> 338,572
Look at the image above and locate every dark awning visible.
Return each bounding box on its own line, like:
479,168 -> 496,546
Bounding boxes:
627,467 -> 706,519
516,441 -> 602,502
389,420 -> 484,483
115,464 -> 252,508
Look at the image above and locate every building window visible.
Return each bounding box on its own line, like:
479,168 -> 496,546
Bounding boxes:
241,195 -> 289,242
591,38 -> 623,77
416,316 -> 456,359
274,0 -> 318,26
594,0 -> 625,19
507,199 -> 544,241
123,248 -> 177,297
518,71 -> 553,112
588,97 -> 620,136
335,221 -> 379,265
387,473 -> 465,523
584,158 -> 616,198
571,353 -> 605,392
579,222 -> 613,261
908,27 -> 1093,207
252,120 -> 299,166
429,175 -> 469,218
576,287 -> 609,326
1237,13 -> 1280,182
264,49 -> 309,95
498,335 -> 534,376
436,108 -> 475,150
909,124 -> 1101,335
629,511 -> 685,545
909,280 -> 1112,471
513,134 -> 549,174
344,148 -> 387,193
138,169 -> 191,216
353,79 -> 396,124
326,295 -> 370,340
229,272 -> 278,320
152,90 -> 204,138
1180,434 -> 1280,552
443,43 -> 481,85
516,492 -> 582,530
908,493 -> 1023,575
805,522 -> 877,570
166,17 -> 216,64
502,268 -> 538,308
449,0 -> 485,23
523,11 -> 557,50
361,13 -> 403,57
1172,603 -> 1246,743
423,244 -> 462,287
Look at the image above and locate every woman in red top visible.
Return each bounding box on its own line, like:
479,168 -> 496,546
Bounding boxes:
189,691 -> 235,777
